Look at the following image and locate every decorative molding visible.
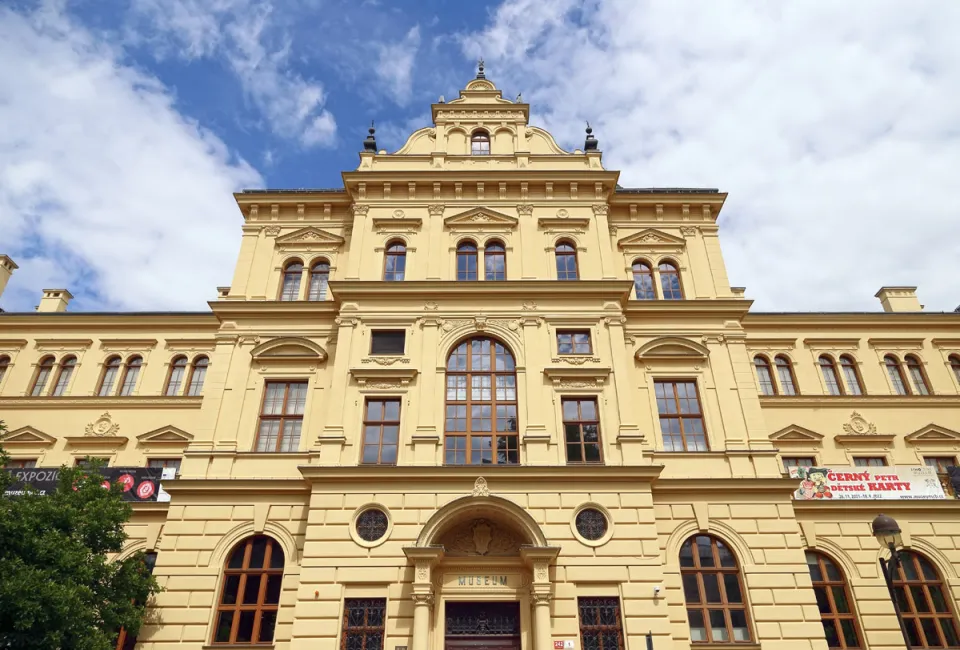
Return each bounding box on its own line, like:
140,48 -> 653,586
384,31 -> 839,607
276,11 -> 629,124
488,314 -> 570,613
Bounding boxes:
537,213 -> 590,234
65,435 -> 128,449
372,211 -> 422,234
99,338 -> 158,352
842,411 -> 877,435
439,518 -> 522,557
85,412 -> 120,437
428,204 -> 445,217
867,337 -> 926,351
617,228 -> 686,252
759,395 -> 960,408
768,425 -> 824,447
350,204 -> 370,218
551,356 -> 601,365
361,356 -> 411,366
136,425 -> 194,447
34,339 -> 93,352
472,476 -> 490,497
542,367 -> 610,388
745,338 -> 798,351
680,226 -> 699,236
0,339 -> 28,352
444,207 -> 518,231
349,367 -> 418,388
275,227 -> 345,252
164,338 -> 217,351
904,424 -> 960,446
635,337 -> 710,362
516,204 -> 533,216
264,226 -> 281,236
0,425 -> 56,447
0,396 -> 203,410
803,337 -> 861,351
250,337 -> 328,363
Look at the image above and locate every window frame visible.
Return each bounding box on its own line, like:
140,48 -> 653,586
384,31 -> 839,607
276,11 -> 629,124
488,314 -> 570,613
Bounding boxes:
782,456 -> 816,471
658,260 -> 684,299
839,355 -> 864,396
774,355 -> 799,396
147,458 -> 182,476
212,535 -> 285,645
806,550 -> 864,650
483,240 -> 506,281
891,551 -> 960,649
370,330 -> 406,356
31,355 -> 56,396
186,356 -> 209,396
853,456 -> 887,467
470,130 -> 491,155
753,355 -> 777,396
254,381 -> 308,453
383,240 -> 406,281
632,259 -> 657,300
557,330 -> 593,356
361,398 -> 401,465
456,240 -> 479,281
308,259 -> 330,301
924,457 -> 957,474
51,356 -> 77,397
98,356 -> 123,396
905,354 -> 931,395
562,397 -> 603,464
950,355 -> 960,386
165,356 -> 189,396
819,355 -> 843,396
0,354 -> 9,385
577,596 -> 626,650
340,597 -> 388,650
278,260 -> 304,301
555,240 -> 579,281
6,458 -> 38,469
118,356 -> 143,397
885,355 -> 910,395
655,380 -> 709,452
680,534 -> 753,644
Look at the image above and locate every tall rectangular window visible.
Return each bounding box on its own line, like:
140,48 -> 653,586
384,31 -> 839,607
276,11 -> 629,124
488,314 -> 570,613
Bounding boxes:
6,458 -> 37,469
255,381 -> 307,452
655,380 -> 708,451
782,456 -> 815,471
562,398 -> 602,463
370,330 -> 405,355
853,457 -> 887,467
362,399 -> 400,465
925,457 -> 957,473
148,458 -> 182,476
342,598 -> 386,650
578,597 -> 625,650
557,330 -> 592,355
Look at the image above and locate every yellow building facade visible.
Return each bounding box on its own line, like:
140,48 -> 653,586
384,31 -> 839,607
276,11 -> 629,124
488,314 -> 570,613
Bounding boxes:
2,71 -> 960,650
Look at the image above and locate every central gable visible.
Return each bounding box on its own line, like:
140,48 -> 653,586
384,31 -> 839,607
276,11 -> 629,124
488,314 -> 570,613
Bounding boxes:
444,207 -> 518,232
618,228 -> 686,252
275,227 -> 345,252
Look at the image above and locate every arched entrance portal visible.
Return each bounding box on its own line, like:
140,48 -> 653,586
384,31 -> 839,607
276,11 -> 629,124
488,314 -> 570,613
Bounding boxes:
404,482 -> 559,650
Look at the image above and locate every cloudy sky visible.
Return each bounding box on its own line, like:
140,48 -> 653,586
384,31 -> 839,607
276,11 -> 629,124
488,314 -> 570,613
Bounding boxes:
1,0 -> 958,313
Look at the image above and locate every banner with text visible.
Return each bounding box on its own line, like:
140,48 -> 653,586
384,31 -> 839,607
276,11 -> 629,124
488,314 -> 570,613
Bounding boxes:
789,465 -> 946,500
2,466 -> 174,502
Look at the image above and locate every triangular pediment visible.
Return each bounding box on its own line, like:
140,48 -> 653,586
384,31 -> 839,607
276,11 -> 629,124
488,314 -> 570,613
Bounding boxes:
769,425 -> 825,446
137,426 -> 194,446
444,207 -> 518,230
275,227 -> 345,249
0,426 -> 56,447
617,228 -> 686,250
905,424 -> 960,445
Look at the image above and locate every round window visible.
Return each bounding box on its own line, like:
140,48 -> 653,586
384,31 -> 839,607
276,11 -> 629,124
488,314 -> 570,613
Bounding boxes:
356,508 -> 389,542
575,508 -> 608,541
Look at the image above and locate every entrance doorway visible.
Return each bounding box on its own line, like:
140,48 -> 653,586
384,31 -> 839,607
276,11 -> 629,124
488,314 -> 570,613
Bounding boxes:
444,601 -> 521,650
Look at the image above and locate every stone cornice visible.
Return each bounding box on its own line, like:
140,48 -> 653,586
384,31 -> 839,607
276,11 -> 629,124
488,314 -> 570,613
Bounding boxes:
328,280 -> 634,303
745,312 -> 960,328
622,299 -> 752,320
298,464 -> 663,485
652,477 -> 798,496
0,396 -> 203,409
0,313 -> 217,331
208,301 -> 340,320
162,478 -> 311,496
759,395 -> 960,408
792,500 -> 960,513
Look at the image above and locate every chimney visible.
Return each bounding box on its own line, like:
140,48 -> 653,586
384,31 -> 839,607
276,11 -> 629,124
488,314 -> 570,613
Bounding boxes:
0,255 -> 17,301
875,286 -> 922,313
37,289 -> 73,313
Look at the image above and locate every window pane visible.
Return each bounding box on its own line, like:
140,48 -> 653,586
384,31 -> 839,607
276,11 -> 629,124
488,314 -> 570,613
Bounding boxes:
939,619 -> 960,647
709,610 -> 728,642
264,574 -> 282,605
922,618 -> 943,647
831,585 -> 850,613
702,574 -> 721,603
259,611 -> 277,642
683,574 -> 701,603
696,536 -> 715,567
822,619 -> 841,648
242,574 -> 262,604
215,611 -> 235,642
236,610 -> 255,642
730,610 -> 749,642
840,619 -> 860,649
222,575 -> 241,604
688,609 -> 706,642
723,573 -> 743,603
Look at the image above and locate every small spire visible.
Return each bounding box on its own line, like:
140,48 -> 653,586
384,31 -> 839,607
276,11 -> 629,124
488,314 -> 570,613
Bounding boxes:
439,94 -> 445,103
516,92 -> 522,102
584,121 -> 598,151
363,121 -> 377,152
476,57 -> 485,79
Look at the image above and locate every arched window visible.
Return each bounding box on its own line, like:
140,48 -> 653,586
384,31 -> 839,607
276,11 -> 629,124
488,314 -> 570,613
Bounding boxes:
444,337 -> 518,465
905,355 -> 930,395
279,261 -> 303,301
31,356 -> 55,396
484,240 -> 506,281
891,551 -> 960,648
632,260 -> 656,300
839,356 -> 863,396
308,260 -> 330,300
213,535 -> 285,645
0,355 -> 9,385
806,551 -> 863,649
680,534 -> 751,643
951,355 -> 960,386
885,355 -> 909,395
659,261 -> 684,299
819,356 -> 843,396
754,356 -> 776,396
456,240 -> 479,281
98,356 -> 122,396
51,356 -> 77,397
775,356 -> 798,396
471,130 -> 490,155
119,356 -> 142,397
187,356 -> 209,396
383,240 -> 406,281
555,241 -> 579,280
165,356 -> 188,396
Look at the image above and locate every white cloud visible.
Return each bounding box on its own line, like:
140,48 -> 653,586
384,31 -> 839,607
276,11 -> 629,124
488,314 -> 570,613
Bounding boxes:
0,4 -> 261,312
375,26 -> 422,106
129,0 -> 337,147
463,0 -> 960,311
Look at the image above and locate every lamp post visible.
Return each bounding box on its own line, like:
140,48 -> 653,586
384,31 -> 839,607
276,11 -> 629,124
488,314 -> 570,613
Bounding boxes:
872,513 -> 912,650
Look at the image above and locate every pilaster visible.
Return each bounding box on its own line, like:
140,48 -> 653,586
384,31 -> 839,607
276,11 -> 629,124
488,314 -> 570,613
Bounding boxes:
413,317 -> 442,464
591,204 -> 616,279
520,316 -> 550,464
315,317 -> 357,463
345,204 -> 369,280
604,316 -> 645,463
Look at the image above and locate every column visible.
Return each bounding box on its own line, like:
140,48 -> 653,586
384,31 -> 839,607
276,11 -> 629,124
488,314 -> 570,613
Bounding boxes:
521,547 -> 559,650
412,317 -> 442,464
591,204 -> 616,279
412,593 -> 434,650
532,593 -> 553,650
404,547 -> 443,650
604,316 -> 644,463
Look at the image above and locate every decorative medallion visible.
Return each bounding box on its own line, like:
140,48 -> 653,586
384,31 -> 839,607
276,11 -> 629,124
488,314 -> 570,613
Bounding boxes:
440,519 -> 522,557
842,411 -> 877,435
575,508 -> 608,541
356,508 -> 389,542
392,209 -> 405,218
556,209 -> 569,218
472,476 -> 490,497
85,412 -> 119,437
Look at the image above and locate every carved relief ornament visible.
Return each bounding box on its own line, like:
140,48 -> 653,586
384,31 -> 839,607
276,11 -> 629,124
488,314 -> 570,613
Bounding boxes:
843,411 -> 877,435
85,412 -> 119,437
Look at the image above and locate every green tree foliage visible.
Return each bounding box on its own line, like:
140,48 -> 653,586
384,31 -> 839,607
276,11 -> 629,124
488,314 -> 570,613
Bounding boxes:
0,421 -> 160,650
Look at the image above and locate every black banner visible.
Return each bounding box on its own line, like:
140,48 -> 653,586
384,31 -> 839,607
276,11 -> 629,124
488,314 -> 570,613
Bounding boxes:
3,467 -> 170,502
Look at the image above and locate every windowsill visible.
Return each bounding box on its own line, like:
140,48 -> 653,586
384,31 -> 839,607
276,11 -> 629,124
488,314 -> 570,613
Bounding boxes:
202,645 -> 274,650
690,643 -> 759,649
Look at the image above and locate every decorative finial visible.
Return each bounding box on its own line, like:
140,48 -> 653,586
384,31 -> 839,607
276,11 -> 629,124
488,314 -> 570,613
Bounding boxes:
584,121 -> 598,151
363,121 -> 377,152
476,57 -> 486,79
439,94 -> 445,103
516,92 -> 522,102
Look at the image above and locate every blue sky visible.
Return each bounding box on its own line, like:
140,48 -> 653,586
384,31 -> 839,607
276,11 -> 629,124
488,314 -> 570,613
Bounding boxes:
1,0 -> 959,313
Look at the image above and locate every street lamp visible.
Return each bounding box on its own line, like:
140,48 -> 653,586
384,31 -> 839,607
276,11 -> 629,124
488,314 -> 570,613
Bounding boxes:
872,513 -> 911,650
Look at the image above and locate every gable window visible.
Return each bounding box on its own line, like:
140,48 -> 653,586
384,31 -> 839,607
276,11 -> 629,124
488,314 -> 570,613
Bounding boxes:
119,356 -> 142,397
147,458 -> 182,476
819,356 -> 843,396
361,398 -> 400,464
782,456 -> 815,471
213,535 -> 284,645
951,355 -> 960,385
754,356 -> 776,396
555,241 -> 579,280
0,355 -> 9,385
891,551 -> 960,648
632,260 -> 656,300
656,380 -> 708,451
471,130 -> 490,155
484,240 -> 506,281
186,356 -> 208,396
341,598 -> 387,650
51,356 -> 77,397
98,356 -> 122,396
885,355 -> 910,395
659,261 -> 684,299
279,260 -> 303,301
444,337 -> 518,465
680,534 -> 751,643
31,356 -> 55,396
905,355 -> 931,395
562,398 -> 602,463
165,356 -> 188,396
806,551 -> 863,649
839,356 -> 863,395
557,330 -> 592,355
578,597 -> 625,650
370,330 -> 405,355
308,260 -> 330,300
383,240 -> 406,281
853,457 -> 886,467
255,381 -> 308,452
924,457 -> 956,474
456,240 -> 479,281
775,356 -> 798,395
